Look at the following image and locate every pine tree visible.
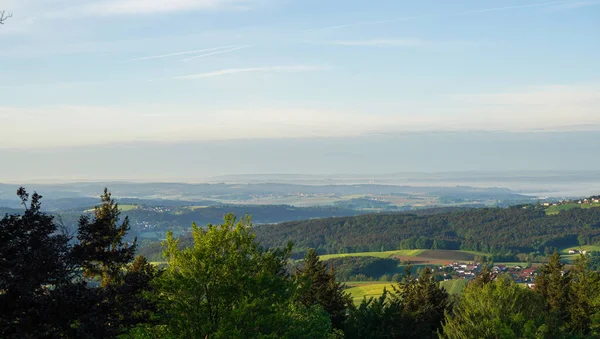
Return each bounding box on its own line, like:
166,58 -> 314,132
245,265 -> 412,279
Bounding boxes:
0,188 -> 78,337
296,248 -> 352,331
74,188 -> 136,287
535,251 -> 571,331
567,254 -> 600,336
391,266 -> 449,338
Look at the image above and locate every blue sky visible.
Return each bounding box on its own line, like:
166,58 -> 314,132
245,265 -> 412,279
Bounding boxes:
0,0 -> 599,180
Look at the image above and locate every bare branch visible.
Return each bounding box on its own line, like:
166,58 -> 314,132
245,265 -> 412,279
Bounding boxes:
0,11 -> 13,25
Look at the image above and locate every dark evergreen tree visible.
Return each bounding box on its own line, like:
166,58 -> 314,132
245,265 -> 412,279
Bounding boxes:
566,254 -> 600,336
296,248 -> 352,331
0,188 -> 78,338
344,289 -> 404,339
74,188 -> 137,287
535,251 -> 571,332
391,266 -> 450,338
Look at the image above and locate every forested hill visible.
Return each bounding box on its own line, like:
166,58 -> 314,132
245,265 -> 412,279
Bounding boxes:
254,205 -> 600,256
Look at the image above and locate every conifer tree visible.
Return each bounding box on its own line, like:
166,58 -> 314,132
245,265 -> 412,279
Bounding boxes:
567,254 -> 600,336
391,266 -> 449,338
535,251 -> 571,332
296,248 -> 352,331
0,188 -> 75,337
74,188 -> 136,287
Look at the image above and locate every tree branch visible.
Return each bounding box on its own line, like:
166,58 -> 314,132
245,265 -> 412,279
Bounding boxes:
0,11 -> 13,25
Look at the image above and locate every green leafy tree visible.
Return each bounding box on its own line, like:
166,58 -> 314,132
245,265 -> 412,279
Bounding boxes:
441,276 -> 548,339
150,214 -> 333,338
296,248 -> 352,331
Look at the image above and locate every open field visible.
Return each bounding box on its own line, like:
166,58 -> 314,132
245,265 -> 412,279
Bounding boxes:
321,249 -> 488,264
345,279 -> 470,304
546,202 -> 600,215
320,250 -> 424,261
559,245 -> 600,254
84,204 -> 138,212
440,279 -> 469,294
345,282 -> 395,304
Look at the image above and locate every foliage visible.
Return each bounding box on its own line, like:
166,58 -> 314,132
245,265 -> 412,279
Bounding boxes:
391,266 -> 450,338
296,249 -> 352,330
344,289 -> 404,339
73,188 -> 137,287
441,276 -> 548,339
0,189 -> 76,338
0,188 -> 156,338
147,214 -> 334,338
255,206 -> 600,256
324,256 -> 400,281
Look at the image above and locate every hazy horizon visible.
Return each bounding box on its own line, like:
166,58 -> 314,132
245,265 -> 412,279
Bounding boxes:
2,0 -> 599,183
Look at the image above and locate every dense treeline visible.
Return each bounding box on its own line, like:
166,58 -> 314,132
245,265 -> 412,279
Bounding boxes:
323,257 -> 400,281
255,206 -> 600,255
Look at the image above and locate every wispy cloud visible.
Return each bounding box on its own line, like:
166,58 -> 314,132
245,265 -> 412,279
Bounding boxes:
309,39 -> 496,48
546,0 -> 600,10
76,0 -> 252,16
126,46 -> 238,62
307,17 -> 415,31
173,65 -> 329,79
325,39 -> 424,47
309,1 -> 591,31
181,45 -> 250,61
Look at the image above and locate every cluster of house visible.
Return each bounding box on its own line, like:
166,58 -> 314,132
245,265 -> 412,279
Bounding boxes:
568,249 -> 588,254
140,206 -> 173,213
576,197 -> 600,205
440,261 -> 538,288
542,196 -> 600,207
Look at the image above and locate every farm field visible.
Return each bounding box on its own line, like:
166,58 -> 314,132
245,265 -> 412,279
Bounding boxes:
439,279 -> 469,294
345,282 -> 395,305
320,249 -> 488,264
319,250 -> 424,261
559,245 -> 600,262
546,202 -> 600,215
85,204 -> 138,212
345,279 -> 471,304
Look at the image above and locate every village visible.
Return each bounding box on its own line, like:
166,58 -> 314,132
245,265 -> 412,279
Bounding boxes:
440,261 -> 538,288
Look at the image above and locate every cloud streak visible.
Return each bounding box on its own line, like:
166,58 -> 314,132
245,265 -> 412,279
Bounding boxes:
309,1 -> 592,31
181,45 -> 250,61
173,65 -> 329,79
308,39 -> 496,48
78,0 -> 252,15
325,39 -> 424,47
126,46 -> 239,62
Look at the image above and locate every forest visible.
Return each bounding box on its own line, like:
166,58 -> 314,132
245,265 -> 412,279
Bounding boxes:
255,206 -> 600,257
3,188 -> 600,338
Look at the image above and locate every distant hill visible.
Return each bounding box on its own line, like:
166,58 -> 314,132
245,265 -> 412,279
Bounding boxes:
254,204 -> 600,256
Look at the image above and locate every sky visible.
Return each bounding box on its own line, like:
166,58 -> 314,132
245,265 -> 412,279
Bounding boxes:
1,0 -> 600,181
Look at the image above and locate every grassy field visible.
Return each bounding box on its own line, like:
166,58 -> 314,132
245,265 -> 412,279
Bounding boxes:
546,202 -> 600,215
320,250 -> 424,261
345,279 -> 470,304
345,282 -> 395,304
320,249 -> 488,263
84,204 -> 138,212
559,245 -> 600,262
440,279 -> 469,294
559,245 -> 600,254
